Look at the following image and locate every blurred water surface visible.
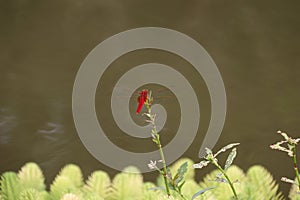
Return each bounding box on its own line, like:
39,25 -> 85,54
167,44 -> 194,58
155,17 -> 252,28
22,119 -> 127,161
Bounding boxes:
0,0 -> 300,196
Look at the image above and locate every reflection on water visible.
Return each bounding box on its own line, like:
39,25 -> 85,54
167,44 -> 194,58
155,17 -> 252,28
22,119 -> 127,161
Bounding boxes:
0,108 -> 16,145
0,0 -> 300,196
37,122 -> 63,141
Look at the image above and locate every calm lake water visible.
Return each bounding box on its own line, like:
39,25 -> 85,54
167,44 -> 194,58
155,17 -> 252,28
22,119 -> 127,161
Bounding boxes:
1,0 -> 300,196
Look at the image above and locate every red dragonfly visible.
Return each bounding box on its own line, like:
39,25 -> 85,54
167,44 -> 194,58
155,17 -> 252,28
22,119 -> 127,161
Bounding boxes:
111,86 -> 174,105
136,90 -> 148,114
109,86 -> 175,141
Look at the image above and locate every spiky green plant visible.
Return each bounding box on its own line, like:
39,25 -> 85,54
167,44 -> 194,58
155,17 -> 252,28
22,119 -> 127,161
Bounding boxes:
83,192 -> 104,200
109,166 -> 143,200
48,164 -> 84,200
243,165 -> 283,200
0,172 -> 21,200
179,180 -> 200,200
84,170 -> 110,199
60,193 -> 80,200
142,182 -> 162,200
39,191 -> 50,200
58,164 -> 83,188
19,188 -> 42,200
18,162 -> 46,192
49,175 -> 78,200
0,160 -> 289,199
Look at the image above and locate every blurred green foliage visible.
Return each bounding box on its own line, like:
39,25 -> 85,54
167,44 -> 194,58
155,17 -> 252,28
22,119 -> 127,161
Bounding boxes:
0,159 -> 296,200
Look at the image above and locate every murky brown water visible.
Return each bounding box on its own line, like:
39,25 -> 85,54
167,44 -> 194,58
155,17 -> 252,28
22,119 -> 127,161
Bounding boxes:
1,0 -> 300,196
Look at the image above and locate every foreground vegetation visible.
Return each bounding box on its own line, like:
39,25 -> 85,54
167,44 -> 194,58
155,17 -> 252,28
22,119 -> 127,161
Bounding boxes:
0,158 -> 298,200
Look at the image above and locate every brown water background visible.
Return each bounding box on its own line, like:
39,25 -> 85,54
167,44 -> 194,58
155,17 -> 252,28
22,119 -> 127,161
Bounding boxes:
1,0 -> 300,196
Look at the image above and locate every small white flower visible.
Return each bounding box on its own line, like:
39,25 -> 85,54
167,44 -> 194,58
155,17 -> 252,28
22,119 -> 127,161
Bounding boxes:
148,160 -> 157,170
193,160 -> 209,169
151,133 -> 156,139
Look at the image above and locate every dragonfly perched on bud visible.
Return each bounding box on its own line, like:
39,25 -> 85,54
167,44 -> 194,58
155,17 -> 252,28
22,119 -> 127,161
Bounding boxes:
112,86 -> 174,111
136,89 -> 148,114
110,85 -> 177,136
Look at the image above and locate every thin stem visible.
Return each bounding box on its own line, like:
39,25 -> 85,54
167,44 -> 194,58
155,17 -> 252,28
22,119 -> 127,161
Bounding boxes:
156,134 -> 171,196
213,162 -> 238,200
174,188 -> 188,200
147,106 -> 171,196
292,144 -> 300,190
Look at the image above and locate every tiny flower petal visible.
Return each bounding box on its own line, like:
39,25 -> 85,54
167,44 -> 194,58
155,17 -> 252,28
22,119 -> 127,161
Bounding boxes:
281,177 -> 296,185
193,160 -> 210,169
148,160 -> 157,170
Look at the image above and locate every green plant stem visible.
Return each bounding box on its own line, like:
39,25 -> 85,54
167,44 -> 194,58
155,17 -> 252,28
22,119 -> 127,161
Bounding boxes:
147,106 -> 171,197
155,134 -> 171,197
292,144 -> 300,190
174,188 -> 187,200
213,162 -> 238,200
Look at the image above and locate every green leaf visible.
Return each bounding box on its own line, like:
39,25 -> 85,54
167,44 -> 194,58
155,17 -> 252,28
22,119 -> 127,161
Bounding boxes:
224,148 -> 237,171
214,143 -> 240,157
148,187 -> 165,191
177,181 -> 185,193
156,158 -> 195,188
174,162 -> 188,185
0,172 -> 20,200
191,187 -> 215,200
152,138 -> 158,144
